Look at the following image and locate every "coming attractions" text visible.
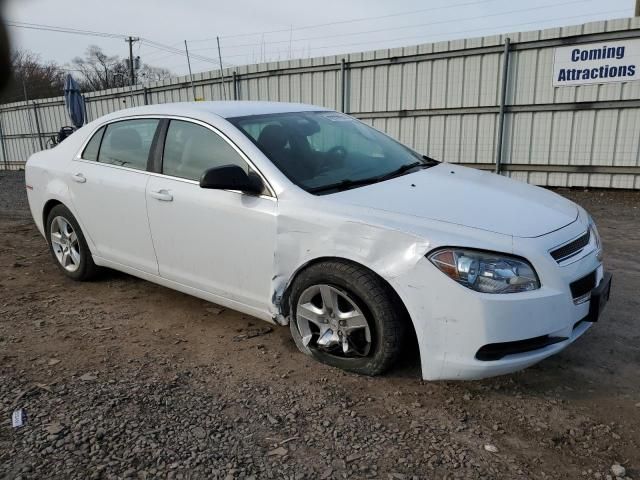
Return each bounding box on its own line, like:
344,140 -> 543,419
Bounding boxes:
556,44 -> 636,82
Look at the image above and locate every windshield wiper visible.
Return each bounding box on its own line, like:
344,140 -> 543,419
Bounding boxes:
308,159 -> 438,194
308,177 -> 382,194
377,161 -> 422,180
375,160 -> 436,182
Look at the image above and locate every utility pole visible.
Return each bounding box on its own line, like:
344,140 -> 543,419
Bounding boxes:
125,36 -> 140,86
495,37 -> 511,175
216,36 -> 227,100
21,77 -> 37,151
0,117 -> 8,170
184,40 -> 196,101
636,0 -> 640,16
288,25 -> 293,60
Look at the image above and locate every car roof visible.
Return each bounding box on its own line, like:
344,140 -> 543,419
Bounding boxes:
102,101 -> 331,121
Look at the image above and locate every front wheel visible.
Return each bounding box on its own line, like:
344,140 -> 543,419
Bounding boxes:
289,261 -> 407,376
46,204 -> 98,281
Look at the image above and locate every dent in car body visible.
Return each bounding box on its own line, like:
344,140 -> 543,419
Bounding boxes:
269,197 -> 432,324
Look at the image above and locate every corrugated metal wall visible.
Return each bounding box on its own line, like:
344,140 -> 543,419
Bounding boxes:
2,17 -> 640,188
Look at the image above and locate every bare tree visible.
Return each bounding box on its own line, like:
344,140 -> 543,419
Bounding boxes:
0,50 -> 65,103
71,45 -> 128,91
0,45 -> 175,102
72,45 -> 173,92
138,64 -> 172,84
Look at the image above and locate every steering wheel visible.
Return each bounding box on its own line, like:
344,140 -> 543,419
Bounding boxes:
327,145 -> 348,161
315,145 -> 347,173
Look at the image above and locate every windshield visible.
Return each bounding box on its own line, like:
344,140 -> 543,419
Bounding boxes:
229,111 -> 436,194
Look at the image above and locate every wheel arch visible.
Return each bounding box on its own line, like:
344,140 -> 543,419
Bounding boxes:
280,256 -> 419,354
42,198 -> 63,229
41,198 -> 97,255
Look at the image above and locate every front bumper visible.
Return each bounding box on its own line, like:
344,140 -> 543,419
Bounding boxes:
436,318 -> 594,380
391,227 -> 607,381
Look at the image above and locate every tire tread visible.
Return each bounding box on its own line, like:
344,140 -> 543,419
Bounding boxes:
46,204 -> 98,281
290,260 -> 406,376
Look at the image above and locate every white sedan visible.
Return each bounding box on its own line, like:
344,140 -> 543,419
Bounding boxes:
25,101 -> 611,380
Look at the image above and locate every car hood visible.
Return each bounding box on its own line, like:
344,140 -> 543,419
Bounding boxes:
330,163 -> 578,238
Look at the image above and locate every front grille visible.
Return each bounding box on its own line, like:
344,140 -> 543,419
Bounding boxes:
550,230 -> 590,263
570,271 -> 596,299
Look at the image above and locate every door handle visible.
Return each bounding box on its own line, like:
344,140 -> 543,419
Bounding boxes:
71,173 -> 86,183
149,189 -> 173,202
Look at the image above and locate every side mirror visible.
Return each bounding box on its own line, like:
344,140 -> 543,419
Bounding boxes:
199,164 -> 264,195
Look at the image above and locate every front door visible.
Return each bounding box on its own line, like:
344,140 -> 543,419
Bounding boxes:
145,119 -> 277,312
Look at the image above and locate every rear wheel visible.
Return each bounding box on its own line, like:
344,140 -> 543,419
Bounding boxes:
46,204 -> 97,281
289,260 -> 406,376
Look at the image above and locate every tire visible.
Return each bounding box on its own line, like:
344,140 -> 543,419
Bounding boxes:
45,204 -> 98,281
289,260 -> 407,376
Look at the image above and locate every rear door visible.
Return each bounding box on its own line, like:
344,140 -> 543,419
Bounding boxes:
68,118 -> 160,274
145,118 -> 277,312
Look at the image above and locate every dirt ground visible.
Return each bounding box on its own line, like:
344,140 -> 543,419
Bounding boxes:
0,170 -> 639,479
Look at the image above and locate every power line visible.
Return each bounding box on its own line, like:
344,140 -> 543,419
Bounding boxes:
139,42 -> 185,61
137,45 -> 202,68
139,39 -> 234,67
304,8 -> 631,54
202,0 -> 592,52
189,0 -> 500,42
158,56 -> 234,71
6,20 -> 129,39
139,50 -> 183,63
5,20 -> 232,71
211,7 -> 628,61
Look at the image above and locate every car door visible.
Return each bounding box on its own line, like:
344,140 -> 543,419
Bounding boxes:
145,118 -> 277,312
68,118 -> 160,274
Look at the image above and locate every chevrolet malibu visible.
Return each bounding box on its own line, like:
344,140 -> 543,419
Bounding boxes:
25,101 -> 612,380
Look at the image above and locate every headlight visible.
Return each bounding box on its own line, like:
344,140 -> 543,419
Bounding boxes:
428,248 -> 540,294
588,215 -> 603,261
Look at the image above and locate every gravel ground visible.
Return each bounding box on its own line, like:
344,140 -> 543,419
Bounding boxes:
0,170 -> 29,217
1,170 -> 639,480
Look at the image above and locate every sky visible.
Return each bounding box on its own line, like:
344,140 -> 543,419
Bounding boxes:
4,0 -> 636,79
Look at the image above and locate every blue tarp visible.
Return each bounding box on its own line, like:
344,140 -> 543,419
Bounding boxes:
63,74 -> 85,129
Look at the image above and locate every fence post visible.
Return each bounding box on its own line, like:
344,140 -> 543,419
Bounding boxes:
0,115 -> 8,170
340,58 -> 348,113
82,95 -> 89,124
232,72 -> 238,100
32,102 -> 44,150
495,37 -> 511,175
143,87 -> 149,105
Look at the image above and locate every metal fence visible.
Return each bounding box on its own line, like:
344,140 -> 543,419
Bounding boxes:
2,17 -> 640,189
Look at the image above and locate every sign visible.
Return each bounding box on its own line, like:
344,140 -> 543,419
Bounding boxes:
553,39 -> 640,86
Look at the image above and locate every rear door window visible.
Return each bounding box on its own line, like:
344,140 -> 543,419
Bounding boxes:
97,119 -> 159,171
81,126 -> 105,161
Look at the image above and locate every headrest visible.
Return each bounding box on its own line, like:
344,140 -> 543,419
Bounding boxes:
257,124 -> 288,152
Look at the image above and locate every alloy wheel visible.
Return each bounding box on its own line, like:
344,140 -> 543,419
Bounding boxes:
50,216 -> 81,273
296,284 -> 372,357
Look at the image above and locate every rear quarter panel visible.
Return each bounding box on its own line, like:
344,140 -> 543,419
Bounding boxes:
25,130 -> 90,243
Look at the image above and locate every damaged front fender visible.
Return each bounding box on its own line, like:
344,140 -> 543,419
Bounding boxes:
269,198 -> 433,323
